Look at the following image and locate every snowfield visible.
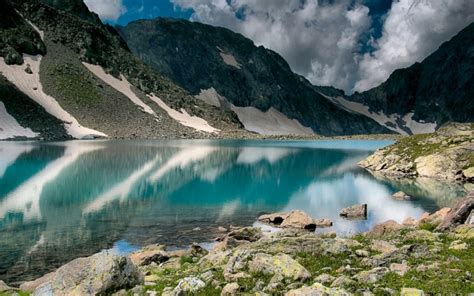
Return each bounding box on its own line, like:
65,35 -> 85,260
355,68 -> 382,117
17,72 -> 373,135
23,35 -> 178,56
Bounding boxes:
231,105 -> 314,135
0,55 -> 107,139
196,88 -> 313,135
148,94 -> 219,133
82,62 -> 156,115
0,102 -> 38,140
321,93 -> 436,135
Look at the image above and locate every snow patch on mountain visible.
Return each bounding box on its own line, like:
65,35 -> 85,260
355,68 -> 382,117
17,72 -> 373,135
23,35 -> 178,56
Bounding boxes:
217,47 -> 241,69
147,94 -> 219,133
0,102 -> 38,140
0,55 -> 107,139
196,87 -> 223,107
231,105 -> 314,136
321,93 -> 436,135
82,62 -> 156,115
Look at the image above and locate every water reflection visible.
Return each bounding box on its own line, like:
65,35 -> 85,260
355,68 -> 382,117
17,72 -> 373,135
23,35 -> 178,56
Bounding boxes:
0,139 -> 466,284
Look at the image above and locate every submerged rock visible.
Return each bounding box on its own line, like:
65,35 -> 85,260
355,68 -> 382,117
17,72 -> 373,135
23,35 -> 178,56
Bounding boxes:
392,191 -> 411,201
339,204 -> 367,219
24,252 -> 142,295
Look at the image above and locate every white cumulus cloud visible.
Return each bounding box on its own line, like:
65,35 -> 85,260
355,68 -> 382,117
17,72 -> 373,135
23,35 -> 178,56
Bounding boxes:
171,0 -> 474,93
355,0 -> 474,92
84,0 -> 127,21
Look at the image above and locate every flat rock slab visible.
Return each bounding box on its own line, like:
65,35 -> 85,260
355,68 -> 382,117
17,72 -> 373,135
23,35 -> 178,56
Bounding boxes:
339,204 -> 367,219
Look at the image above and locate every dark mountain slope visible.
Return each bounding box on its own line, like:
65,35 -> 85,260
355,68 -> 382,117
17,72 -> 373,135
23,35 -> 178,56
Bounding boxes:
37,0 -> 102,24
0,0 -> 240,140
350,22 -> 474,126
118,18 -> 392,136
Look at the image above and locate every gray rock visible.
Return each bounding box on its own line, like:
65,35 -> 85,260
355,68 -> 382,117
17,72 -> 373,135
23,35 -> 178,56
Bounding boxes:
392,191 -> 411,201
401,288 -> 425,296
29,251 -> 142,296
173,277 -> 206,295
248,253 -> 311,281
355,249 -> 370,257
354,267 -> 389,283
221,283 -> 239,296
340,204 -> 367,219
314,273 -> 335,285
330,275 -> 355,288
0,280 -> 16,293
389,263 -> 410,276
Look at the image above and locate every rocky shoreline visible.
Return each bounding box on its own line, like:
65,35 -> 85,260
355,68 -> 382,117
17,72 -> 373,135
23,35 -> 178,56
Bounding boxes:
360,123 -> 474,183
2,191 -> 473,296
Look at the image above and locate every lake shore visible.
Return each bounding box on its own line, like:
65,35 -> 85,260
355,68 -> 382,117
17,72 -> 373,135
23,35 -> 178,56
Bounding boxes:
3,191 -> 473,295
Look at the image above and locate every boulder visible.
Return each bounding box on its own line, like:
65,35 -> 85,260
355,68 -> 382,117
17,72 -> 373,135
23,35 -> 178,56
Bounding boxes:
354,267 -> 389,283
258,212 -> 290,224
0,280 -> 16,293
221,283 -> 239,296
392,191 -> 411,201
371,240 -> 397,254
436,191 -> 474,231
330,275 -> 355,288
129,244 -> 169,266
248,253 -> 311,281
418,208 -> 452,227
259,210 -> 330,231
389,263 -> 410,276
314,218 -> 333,228
285,283 -> 350,296
339,204 -> 367,219
401,288 -> 425,296
314,273 -> 335,285
366,220 -> 403,238
466,210 -> 474,224
173,277 -> 205,295
280,211 -> 317,230
25,252 -> 142,296
449,240 -> 469,250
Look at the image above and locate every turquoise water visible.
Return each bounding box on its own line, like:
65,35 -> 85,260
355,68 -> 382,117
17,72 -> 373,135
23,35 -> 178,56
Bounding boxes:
0,139 -> 467,284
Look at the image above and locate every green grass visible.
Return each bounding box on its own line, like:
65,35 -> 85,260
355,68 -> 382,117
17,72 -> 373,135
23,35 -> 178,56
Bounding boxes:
49,63 -> 102,105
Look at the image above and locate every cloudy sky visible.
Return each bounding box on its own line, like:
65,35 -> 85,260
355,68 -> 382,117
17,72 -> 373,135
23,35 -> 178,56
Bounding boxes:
85,0 -> 474,94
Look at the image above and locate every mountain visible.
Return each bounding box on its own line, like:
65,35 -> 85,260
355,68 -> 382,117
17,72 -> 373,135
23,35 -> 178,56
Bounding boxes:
38,0 -> 102,24
117,18 -> 392,136
323,23 -> 474,135
0,0 -> 240,140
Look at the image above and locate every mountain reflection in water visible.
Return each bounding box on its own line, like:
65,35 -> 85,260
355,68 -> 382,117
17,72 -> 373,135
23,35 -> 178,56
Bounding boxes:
0,140 -> 467,284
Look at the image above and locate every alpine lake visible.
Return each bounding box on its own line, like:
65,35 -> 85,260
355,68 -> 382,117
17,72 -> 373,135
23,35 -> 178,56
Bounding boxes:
0,139 -> 467,284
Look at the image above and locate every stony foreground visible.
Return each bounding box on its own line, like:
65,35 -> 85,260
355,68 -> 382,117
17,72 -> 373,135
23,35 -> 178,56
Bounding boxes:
1,193 -> 473,296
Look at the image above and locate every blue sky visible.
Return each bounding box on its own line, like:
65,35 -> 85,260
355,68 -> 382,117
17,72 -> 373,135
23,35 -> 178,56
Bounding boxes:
115,0 -> 193,25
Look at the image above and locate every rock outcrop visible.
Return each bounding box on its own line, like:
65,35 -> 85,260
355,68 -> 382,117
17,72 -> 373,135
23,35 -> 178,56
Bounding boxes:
21,252 -> 142,295
360,123 -> 474,182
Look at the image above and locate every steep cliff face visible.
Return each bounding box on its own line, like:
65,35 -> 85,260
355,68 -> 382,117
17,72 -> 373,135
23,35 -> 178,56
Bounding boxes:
338,23 -> 474,135
118,18 -> 392,136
